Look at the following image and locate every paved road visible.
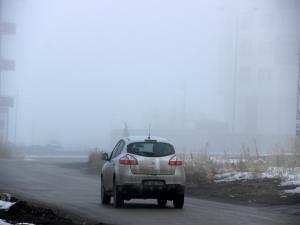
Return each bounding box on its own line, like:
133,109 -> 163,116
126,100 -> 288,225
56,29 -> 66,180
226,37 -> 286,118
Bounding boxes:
0,158 -> 299,225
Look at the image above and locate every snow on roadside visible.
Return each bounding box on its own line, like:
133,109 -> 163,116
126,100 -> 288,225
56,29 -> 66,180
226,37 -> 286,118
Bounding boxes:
285,186 -> 300,194
263,167 -> 300,193
0,200 -> 15,210
214,172 -> 255,182
15,224 -> 35,225
214,167 -> 300,194
17,223 -> 35,225
262,167 -> 300,181
1,199 -> 35,225
0,220 -> 35,225
0,219 -> 11,225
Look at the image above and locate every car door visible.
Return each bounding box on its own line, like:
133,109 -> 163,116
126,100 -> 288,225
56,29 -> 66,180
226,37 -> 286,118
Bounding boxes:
102,141 -> 121,191
106,140 -> 126,190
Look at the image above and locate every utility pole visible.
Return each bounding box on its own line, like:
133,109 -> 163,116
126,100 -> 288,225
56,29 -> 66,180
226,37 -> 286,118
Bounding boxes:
0,0 -> 16,143
183,82 -> 187,129
0,0 -> 3,143
0,0 -> 2,95
231,14 -> 239,135
296,45 -> 300,137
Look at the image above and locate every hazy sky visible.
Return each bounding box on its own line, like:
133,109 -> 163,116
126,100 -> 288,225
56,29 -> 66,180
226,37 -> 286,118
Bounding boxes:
2,0 -> 300,149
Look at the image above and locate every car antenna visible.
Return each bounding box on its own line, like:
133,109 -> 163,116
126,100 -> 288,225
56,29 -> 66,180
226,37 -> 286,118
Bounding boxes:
148,124 -> 151,140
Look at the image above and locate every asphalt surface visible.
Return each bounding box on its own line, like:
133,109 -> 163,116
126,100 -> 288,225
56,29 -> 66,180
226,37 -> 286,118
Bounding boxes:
0,158 -> 300,225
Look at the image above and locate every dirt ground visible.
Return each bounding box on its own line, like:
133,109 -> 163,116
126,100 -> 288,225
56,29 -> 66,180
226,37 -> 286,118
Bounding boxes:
0,200 -> 76,225
186,178 -> 300,205
0,197 -> 109,225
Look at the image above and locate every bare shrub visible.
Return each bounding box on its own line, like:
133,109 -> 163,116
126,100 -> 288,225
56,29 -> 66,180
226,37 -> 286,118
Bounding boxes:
181,141 -> 270,184
88,148 -> 105,170
0,143 -> 13,158
181,152 -> 219,184
267,139 -> 300,168
181,138 -> 300,185
288,138 -> 300,167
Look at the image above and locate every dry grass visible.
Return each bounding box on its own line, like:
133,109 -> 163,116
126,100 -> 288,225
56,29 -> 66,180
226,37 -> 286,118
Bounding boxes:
180,152 -> 219,184
179,146 -> 266,185
87,148 -> 105,170
267,139 -> 300,168
180,138 -> 300,184
0,143 -> 13,158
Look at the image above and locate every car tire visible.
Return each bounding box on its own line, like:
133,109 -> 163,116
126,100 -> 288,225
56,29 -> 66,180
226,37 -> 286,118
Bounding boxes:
113,183 -> 124,208
157,198 -> 167,207
101,179 -> 110,205
173,194 -> 184,209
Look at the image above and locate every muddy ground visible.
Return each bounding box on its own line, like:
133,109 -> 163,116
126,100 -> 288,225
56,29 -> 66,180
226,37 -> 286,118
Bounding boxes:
58,161 -> 300,206
0,197 -> 108,225
187,179 -> 300,205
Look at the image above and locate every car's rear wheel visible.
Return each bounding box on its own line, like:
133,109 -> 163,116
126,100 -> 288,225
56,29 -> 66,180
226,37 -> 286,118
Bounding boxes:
113,182 -> 124,208
101,178 -> 110,204
173,194 -> 184,209
157,198 -> 167,207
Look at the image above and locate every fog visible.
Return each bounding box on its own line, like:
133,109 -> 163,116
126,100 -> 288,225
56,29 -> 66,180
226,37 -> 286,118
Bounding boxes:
1,0 -> 300,152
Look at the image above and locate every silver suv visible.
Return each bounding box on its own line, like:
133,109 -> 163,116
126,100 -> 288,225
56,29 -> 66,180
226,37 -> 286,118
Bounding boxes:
101,136 -> 185,208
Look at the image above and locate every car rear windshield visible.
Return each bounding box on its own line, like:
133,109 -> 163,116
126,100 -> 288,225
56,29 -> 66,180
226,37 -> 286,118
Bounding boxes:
127,142 -> 175,157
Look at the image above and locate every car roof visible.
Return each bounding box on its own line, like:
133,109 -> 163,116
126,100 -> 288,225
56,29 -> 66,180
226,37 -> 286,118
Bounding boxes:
123,136 -> 171,144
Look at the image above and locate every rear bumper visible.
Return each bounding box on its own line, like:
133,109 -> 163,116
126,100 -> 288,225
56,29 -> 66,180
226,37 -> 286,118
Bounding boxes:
117,165 -> 186,186
117,184 -> 184,200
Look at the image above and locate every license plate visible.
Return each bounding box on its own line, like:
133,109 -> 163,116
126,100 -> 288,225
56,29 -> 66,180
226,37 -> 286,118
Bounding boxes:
143,180 -> 164,186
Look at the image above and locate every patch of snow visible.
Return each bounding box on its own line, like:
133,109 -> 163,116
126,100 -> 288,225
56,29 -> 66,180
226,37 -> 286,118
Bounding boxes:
262,167 -> 297,179
16,223 -> 35,225
280,178 -> 300,187
263,167 -> 300,194
0,193 -> 11,202
211,158 -> 241,164
0,219 -> 12,225
0,200 -> 15,210
214,166 -> 300,193
214,172 -> 255,182
284,186 -> 300,194
0,220 -> 35,225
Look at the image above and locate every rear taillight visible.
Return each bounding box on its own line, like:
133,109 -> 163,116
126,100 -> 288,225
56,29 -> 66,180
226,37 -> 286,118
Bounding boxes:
169,156 -> 183,166
119,155 -> 138,165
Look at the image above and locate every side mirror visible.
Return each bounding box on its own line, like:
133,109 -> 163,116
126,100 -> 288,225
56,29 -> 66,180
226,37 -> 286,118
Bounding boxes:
101,153 -> 109,161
